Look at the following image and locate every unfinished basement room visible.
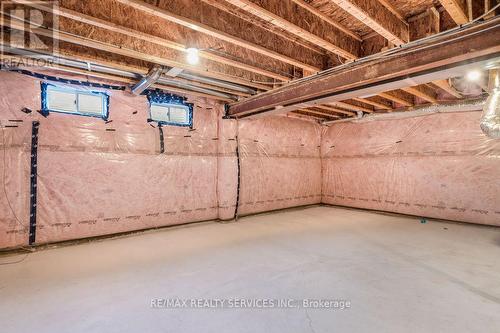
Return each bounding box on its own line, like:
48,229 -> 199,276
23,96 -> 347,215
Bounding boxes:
0,0 -> 499,332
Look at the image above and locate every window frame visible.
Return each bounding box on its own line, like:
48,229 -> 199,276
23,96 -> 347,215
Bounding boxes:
148,101 -> 193,128
41,82 -> 110,120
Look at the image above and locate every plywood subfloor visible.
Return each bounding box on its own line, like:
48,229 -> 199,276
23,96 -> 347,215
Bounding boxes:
1,206 -> 500,332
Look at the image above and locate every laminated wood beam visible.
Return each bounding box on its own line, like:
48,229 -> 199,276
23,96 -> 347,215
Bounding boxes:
114,0 -> 321,72
329,0 -> 409,45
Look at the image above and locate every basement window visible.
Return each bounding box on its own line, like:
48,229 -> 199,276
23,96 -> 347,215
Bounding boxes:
41,83 -> 109,120
149,102 -> 192,127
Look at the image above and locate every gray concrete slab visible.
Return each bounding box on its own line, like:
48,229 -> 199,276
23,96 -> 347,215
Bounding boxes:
1,206 -> 500,332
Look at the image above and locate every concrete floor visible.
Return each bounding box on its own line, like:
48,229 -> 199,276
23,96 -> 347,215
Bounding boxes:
1,206 -> 500,333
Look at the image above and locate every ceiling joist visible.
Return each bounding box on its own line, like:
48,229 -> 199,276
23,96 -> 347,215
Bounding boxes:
329,0 -> 409,45
401,86 -> 438,104
114,0 -> 321,72
9,0 -> 291,82
289,0 -> 362,41
220,0 -> 360,60
1,15 -> 273,91
431,80 -> 463,98
438,0 -> 469,25
378,91 -> 414,107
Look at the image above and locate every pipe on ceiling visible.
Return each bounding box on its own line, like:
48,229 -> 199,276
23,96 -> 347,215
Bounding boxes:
131,65 -> 164,95
1,47 -> 247,100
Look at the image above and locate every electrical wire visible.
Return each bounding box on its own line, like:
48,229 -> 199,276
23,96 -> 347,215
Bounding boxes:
0,125 -> 34,265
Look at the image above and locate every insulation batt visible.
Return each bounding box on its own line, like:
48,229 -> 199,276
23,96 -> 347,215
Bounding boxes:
0,71 -> 499,249
322,112 -> 500,226
0,72 -> 321,249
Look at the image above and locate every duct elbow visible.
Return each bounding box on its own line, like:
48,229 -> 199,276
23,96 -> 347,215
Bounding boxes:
480,87 -> 500,138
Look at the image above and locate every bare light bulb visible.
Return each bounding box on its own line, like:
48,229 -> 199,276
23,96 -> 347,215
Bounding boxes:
186,48 -> 199,65
466,70 -> 482,82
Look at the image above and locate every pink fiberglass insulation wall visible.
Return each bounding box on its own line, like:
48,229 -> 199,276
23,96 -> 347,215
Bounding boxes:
0,71 -> 321,249
1,70 -> 498,250
236,117 -> 322,215
322,111 -> 500,226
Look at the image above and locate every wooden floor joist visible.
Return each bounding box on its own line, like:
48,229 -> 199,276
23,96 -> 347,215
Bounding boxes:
401,86 -> 438,104
329,0 -> 409,45
301,108 -> 341,118
114,0 -> 321,72
378,92 -> 414,107
221,0 -> 359,60
353,97 -> 392,110
10,0 -> 291,82
431,80 -> 463,98
328,101 -> 373,113
1,15 -> 273,91
438,0 -> 469,25
199,0 -> 326,55
315,105 -> 357,116
289,0 -> 362,41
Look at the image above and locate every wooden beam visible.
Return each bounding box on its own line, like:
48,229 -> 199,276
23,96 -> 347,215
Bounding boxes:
199,0 -> 325,55
288,0 -> 361,41
431,79 -> 462,98
114,0 -> 321,72
410,7 -> 440,41
353,97 -> 392,110
401,86 -> 438,104
327,101 -> 373,113
376,0 -> 405,21
227,18 -> 500,117
438,0 -> 469,25
293,110 -> 333,120
10,0 -> 291,82
302,108 -> 341,118
221,0 -> 359,60
325,102 -> 372,113
378,91 -> 413,107
1,15 -> 273,91
329,0 -> 409,45
315,104 -> 356,116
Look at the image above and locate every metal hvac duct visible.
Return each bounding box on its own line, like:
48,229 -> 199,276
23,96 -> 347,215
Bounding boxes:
131,65 -> 164,95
